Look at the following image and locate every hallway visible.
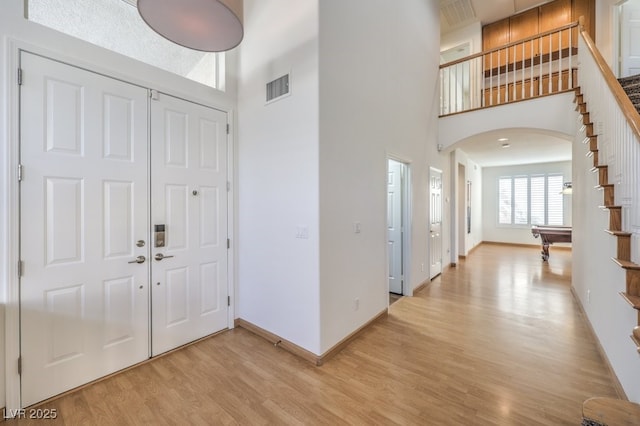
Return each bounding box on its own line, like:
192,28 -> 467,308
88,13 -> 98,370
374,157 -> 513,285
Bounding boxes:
8,244 -> 620,425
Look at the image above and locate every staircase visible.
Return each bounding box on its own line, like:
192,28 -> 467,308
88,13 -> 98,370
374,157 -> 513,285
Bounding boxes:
574,86 -> 640,352
619,74 -> 640,116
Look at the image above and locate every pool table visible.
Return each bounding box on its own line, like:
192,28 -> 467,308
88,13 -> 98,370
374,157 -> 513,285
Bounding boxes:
531,225 -> 572,261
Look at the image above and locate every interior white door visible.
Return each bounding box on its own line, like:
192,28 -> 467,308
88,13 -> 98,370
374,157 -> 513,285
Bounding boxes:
621,0 -> 640,77
150,93 -> 229,356
20,52 -> 150,406
388,160 -> 404,295
430,168 -> 443,279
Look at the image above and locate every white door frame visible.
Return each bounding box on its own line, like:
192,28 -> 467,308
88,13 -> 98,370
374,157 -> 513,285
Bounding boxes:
429,167 -> 444,279
3,41 -> 235,410
386,155 -> 412,297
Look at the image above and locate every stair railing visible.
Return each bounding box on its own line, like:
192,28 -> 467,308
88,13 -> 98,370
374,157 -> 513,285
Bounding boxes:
578,21 -> 640,256
440,21 -> 579,116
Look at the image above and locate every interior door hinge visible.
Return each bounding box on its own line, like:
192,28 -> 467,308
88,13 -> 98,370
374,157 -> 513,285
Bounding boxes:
17,164 -> 23,182
17,356 -> 22,375
18,260 -> 23,278
227,239 -> 230,249
17,68 -> 22,86
227,296 -> 231,307
226,181 -> 231,192
149,89 -> 159,100
226,123 -> 230,134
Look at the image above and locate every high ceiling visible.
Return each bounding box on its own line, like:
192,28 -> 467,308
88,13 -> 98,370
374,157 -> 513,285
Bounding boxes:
440,0 -> 555,34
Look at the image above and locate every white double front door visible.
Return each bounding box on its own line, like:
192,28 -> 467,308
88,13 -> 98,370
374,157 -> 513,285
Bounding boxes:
19,52 -> 229,406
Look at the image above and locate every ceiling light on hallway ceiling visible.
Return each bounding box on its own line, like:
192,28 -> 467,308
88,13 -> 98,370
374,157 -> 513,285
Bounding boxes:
137,0 -> 243,52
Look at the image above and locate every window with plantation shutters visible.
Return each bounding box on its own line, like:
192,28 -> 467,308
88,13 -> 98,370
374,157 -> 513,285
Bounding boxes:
498,174 -> 565,226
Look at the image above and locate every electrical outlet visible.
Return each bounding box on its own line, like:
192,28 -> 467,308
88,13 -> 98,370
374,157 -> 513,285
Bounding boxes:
354,222 -> 361,234
354,298 -> 360,311
295,226 -> 309,239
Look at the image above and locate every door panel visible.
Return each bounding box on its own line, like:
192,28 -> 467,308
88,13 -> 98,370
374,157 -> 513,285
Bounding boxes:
20,52 -> 150,406
430,168 -> 443,279
621,1 -> 640,77
151,93 -> 228,356
388,160 -> 403,295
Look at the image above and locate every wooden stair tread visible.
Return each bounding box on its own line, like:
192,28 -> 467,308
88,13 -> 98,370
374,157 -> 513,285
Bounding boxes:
583,397 -> 640,425
591,165 -> 608,171
596,184 -> 614,189
631,333 -> 640,354
612,258 -> 640,270
599,205 -> 622,210
620,292 -> 640,309
605,230 -> 632,237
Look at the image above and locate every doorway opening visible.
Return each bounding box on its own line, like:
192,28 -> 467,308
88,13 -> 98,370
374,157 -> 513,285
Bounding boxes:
387,159 -> 410,297
429,167 -> 443,279
17,51 -> 230,407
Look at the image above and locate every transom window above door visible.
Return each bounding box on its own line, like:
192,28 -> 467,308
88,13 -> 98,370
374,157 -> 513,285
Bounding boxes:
27,0 -> 225,90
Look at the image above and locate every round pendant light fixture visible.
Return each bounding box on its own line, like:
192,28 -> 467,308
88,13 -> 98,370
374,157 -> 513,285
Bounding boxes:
138,0 -> 243,52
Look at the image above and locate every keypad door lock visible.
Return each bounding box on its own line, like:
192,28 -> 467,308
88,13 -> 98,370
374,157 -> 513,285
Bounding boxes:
155,224 -> 166,248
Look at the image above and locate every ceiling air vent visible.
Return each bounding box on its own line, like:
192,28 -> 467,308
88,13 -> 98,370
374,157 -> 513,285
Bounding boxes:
266,74 -> 290,103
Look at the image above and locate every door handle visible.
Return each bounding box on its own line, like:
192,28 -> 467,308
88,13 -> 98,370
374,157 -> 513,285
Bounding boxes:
154,253 -> 174,261
128,255 -> 146,264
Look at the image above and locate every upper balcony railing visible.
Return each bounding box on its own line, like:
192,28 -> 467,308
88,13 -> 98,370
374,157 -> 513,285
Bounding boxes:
440,21 -> 580,117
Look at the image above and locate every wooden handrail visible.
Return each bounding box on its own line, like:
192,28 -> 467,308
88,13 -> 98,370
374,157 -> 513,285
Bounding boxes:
579,26 -> 640,141
440,21 -> 579,69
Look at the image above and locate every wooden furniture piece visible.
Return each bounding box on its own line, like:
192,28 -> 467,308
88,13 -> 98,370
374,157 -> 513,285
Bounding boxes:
582,397 -> 640,425
531,225 -> 572,261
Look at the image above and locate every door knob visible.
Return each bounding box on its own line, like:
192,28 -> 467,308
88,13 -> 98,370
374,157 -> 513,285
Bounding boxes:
128,255 -> 146,264
154,253 -> 174,261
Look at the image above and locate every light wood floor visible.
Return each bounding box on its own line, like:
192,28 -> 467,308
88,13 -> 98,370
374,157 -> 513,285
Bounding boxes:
8,244 -> 620,425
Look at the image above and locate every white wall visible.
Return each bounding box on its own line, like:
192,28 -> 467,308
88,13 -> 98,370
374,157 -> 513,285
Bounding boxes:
237,0 -> 321,354
595,0 -> 620,70
0,0 -> 237,409
482,161 -> 572,245
317,0 -> 444,353
452,149 -> 482,260
441,21 -> 482,55
439,93 -> 576,150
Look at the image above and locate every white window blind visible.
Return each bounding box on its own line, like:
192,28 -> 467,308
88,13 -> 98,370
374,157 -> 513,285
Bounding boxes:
514,177 -> 528,225
498,174 -> 564,226
499,178 -> 512,224
530,176 -> 545,225
547,175 -> 564,225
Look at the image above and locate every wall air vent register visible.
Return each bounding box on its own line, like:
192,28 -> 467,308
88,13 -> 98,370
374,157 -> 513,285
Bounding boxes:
266,74 -> 290,103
